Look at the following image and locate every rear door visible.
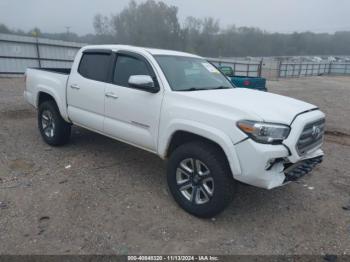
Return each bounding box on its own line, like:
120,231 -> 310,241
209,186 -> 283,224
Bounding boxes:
67,50 -> 113,132
103,51 -> 163,152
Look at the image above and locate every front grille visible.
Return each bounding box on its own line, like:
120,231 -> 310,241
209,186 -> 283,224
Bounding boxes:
296,118 -> 325,155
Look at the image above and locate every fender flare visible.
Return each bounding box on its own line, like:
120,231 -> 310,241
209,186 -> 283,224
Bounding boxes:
35,87 -> 70,122
158,119 -> 242,177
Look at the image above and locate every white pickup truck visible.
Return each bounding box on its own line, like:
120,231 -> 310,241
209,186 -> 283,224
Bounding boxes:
24,45 -> 325,218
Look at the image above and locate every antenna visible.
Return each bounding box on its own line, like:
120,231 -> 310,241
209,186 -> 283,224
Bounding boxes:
65,26 -> 71,41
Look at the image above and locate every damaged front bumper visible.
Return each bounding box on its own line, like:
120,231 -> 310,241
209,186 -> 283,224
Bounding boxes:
233,137 -> 324,189
232,108 -> 325,189
284,155 -> 323,182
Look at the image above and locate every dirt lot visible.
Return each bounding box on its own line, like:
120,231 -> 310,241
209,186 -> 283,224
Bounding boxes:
0,76 -> 349,255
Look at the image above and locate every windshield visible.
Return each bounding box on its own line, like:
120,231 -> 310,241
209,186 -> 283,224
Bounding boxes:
154,55 -> 234,91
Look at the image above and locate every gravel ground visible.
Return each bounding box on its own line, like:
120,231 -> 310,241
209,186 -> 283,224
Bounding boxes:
0,76 -> 349,255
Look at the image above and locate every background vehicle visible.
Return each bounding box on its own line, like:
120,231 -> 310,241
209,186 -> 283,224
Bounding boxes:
218,65 -> 267,91
24,45 -> 325,218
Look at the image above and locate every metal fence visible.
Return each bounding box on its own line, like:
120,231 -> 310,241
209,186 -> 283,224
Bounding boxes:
278,62 -> 350,78
0,33 -> 85,75
1,33 -> 350,79
208,58 -> 262,77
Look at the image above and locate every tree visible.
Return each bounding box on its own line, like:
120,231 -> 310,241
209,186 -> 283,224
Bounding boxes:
88,0 -> 350,56
181,16 -> 203,53
93,14 -> 111,35
0,23 -> 11,34
110,0 -> 181,49
1,0 -> 350,56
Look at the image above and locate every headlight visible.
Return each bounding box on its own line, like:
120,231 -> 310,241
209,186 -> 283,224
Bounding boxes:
237,120 -> 290,144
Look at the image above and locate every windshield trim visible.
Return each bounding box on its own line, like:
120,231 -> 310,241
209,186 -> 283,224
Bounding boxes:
153,54 -> 234,91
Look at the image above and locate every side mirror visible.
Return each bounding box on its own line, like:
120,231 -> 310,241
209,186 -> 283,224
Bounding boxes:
128,75 -> 159,93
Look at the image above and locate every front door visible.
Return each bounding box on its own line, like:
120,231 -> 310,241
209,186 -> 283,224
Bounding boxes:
103,52 -> 163,152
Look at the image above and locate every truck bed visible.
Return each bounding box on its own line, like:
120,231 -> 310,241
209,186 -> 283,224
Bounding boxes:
29,67 -> 71,75
24,67 -> 70,121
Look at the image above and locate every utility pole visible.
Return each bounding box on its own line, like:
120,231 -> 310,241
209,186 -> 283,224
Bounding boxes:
65,26 -> 71,41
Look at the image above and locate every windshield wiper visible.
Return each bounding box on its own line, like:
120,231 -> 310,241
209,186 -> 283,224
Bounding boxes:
211,86 -> 232,90
178,86 -> 232,92
178,87 -> 207,92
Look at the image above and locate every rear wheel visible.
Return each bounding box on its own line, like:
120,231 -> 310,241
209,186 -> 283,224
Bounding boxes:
167,141 -> 236,218
38,101 -> 71,146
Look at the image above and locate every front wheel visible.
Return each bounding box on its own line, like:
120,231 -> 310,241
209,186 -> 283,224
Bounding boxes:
167,141 -> 236,218
38,101 -> 71,146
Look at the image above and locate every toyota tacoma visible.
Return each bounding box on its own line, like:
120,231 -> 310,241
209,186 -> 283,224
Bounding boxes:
24,45 -> 325,218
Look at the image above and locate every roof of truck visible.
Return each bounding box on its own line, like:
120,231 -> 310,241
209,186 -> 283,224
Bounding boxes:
81,45 -> 201,58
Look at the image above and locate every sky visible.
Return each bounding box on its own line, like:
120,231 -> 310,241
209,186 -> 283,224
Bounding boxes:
0,0 -> 350,35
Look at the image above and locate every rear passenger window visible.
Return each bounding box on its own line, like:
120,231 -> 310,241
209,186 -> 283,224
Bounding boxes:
113,55 -> 151,87
78,53 -> 111,82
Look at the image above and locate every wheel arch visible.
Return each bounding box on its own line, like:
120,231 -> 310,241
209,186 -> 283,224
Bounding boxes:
37,92 -> 56,107
159,123 -> 242,177
36,90 -> 70,122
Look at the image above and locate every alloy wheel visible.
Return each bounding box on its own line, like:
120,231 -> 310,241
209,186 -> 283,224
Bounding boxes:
176,158 -> 214,205
41,110 -> 55,138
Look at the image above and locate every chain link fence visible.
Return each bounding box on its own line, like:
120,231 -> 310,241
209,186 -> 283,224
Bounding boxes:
207,58 -> 262,77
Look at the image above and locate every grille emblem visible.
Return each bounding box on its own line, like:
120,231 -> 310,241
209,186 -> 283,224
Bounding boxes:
311,125 -> 322,139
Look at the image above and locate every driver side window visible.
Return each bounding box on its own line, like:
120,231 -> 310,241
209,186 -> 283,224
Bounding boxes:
113,55 -> 151,87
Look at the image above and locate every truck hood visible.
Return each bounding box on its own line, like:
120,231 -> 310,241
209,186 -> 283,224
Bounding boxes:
178,88 -> 317,124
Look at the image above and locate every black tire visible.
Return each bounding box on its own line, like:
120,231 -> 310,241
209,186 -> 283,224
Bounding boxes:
167,141 -> 236,218
38,101 -> 71,146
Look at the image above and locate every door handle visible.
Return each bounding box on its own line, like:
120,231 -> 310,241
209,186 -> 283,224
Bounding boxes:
105,92 -> 118,99
70,84 -> 80,90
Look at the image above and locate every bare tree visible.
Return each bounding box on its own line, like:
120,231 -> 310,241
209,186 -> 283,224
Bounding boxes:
93,14 -> 111,35
110,0 -> 181,49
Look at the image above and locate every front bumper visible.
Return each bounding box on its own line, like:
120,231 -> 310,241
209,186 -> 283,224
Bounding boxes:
234,138 -> 324,189
284,155 -> 323,182
232,110 -> 325,189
